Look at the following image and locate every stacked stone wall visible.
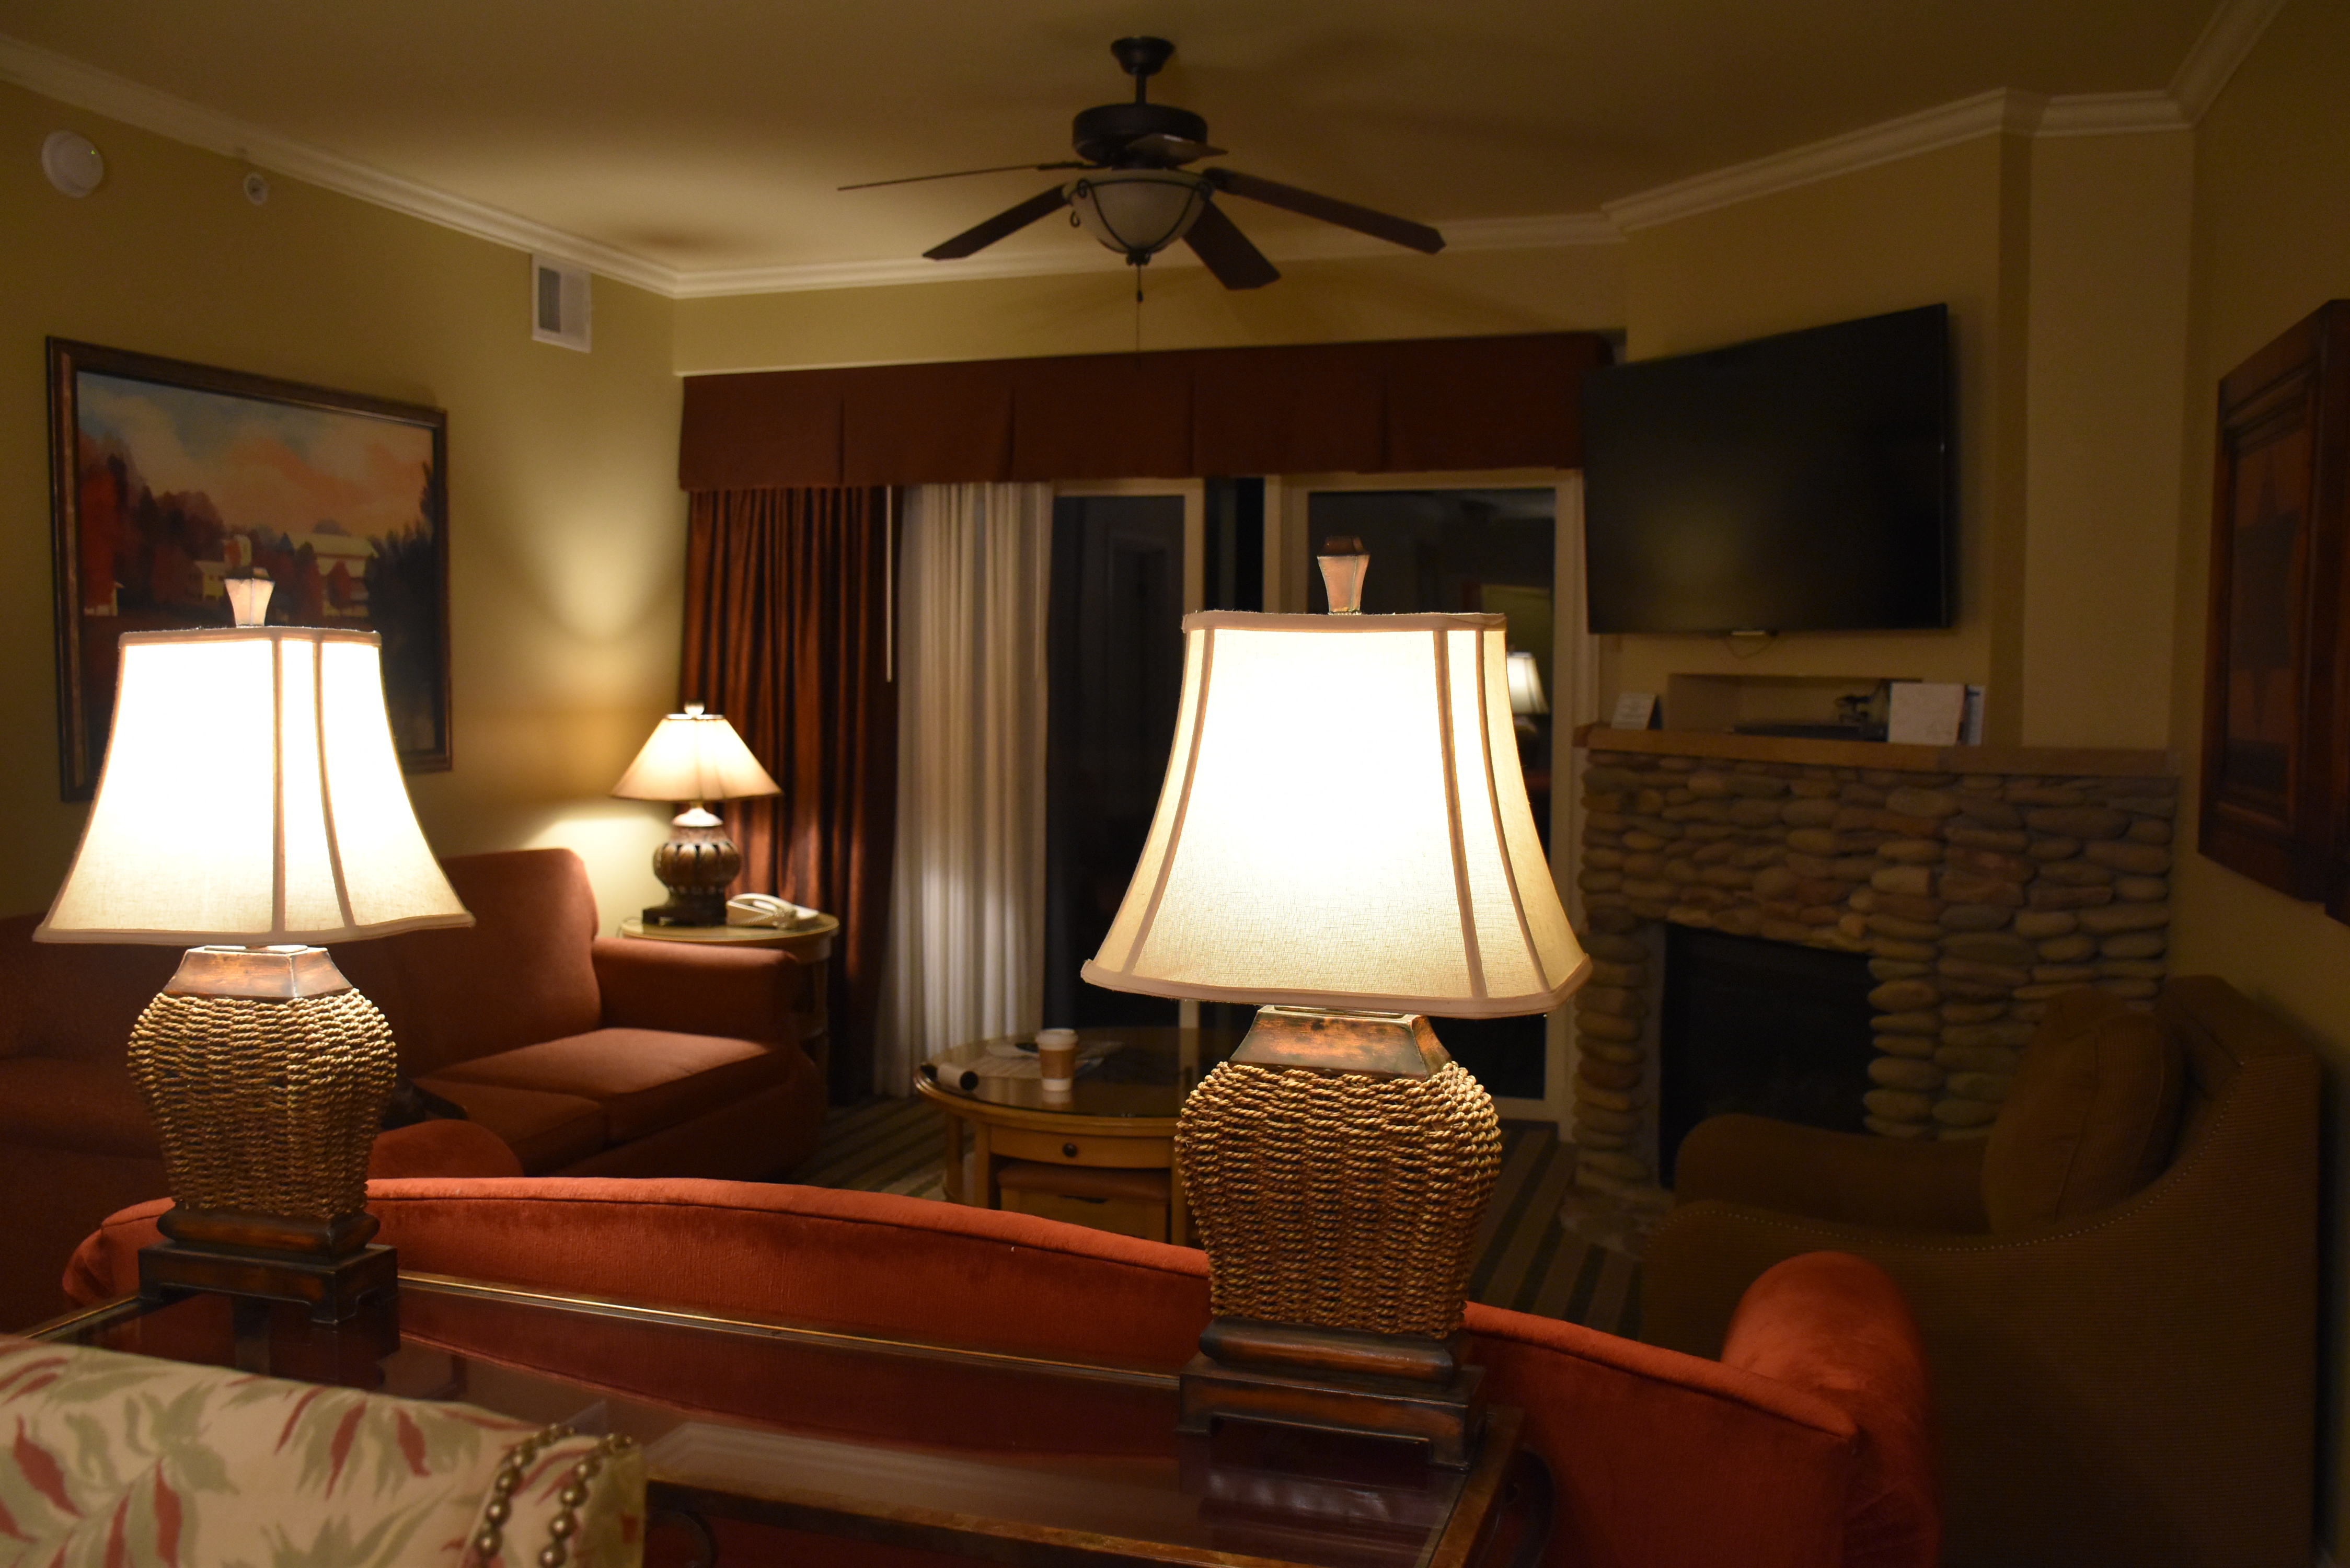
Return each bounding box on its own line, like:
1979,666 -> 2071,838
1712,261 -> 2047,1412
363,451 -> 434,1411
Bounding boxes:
1573,746 -> 2176,1192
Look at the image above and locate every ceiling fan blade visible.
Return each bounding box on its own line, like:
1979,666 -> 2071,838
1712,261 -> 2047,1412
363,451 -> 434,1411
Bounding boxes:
1121,132 -> 1226,165
925,185 -> 1074,260
1204,168 -> 1445,254
842,160 -> 1090,192
1183,201 -> 1280,290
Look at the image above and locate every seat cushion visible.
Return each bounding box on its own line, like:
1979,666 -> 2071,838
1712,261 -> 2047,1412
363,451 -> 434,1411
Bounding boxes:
0,1057 -> 157,1159
411,1079 -> 607,1173
370,848 -> 605,1075
428,1030 -> 793,1144
1980,1004 -> 2185,1230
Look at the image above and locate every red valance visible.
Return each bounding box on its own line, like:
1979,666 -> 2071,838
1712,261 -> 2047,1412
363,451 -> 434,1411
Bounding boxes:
678,332 -> 1614,489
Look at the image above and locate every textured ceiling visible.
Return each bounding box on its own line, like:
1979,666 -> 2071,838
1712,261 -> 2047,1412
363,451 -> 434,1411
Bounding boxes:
0,1 -> 2222,275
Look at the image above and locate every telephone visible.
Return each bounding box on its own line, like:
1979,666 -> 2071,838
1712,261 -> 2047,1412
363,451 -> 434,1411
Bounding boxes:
727,893 -> 816,928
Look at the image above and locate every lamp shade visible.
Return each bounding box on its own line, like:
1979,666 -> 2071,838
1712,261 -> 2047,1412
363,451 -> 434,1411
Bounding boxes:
1507,649 -> 1550,717
1067,170 -> 1211,260
37,627 -> 471,946
1083,611 -> 1589,1017
609,705 -> 780,804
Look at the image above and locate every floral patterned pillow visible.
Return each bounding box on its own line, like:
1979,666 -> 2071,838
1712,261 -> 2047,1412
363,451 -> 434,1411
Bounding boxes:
0,1334 -> 643,1567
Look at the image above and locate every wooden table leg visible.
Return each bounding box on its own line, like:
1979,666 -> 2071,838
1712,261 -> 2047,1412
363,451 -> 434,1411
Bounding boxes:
973,1122 -> 997,1209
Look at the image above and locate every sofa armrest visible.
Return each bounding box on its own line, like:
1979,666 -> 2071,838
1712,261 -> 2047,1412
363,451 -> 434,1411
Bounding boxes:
590,937 -> 810,1046
1675,1114 -> 1989,1232
1720,1252 -> 1938,1568
0,1058 -> 156,1160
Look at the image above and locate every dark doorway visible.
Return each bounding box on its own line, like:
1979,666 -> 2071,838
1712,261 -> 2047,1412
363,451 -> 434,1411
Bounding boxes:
1044,495 -> 1186,1029
1656,926 -> 1875,1184
1304,488 -> 1559,1101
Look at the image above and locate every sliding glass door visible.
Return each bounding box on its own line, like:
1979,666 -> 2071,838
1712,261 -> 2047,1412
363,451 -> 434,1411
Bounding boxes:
1272,471 -> 1595,1125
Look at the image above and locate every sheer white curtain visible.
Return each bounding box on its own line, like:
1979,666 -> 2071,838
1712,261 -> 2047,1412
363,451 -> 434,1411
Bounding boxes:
876,483 -> 1054,1094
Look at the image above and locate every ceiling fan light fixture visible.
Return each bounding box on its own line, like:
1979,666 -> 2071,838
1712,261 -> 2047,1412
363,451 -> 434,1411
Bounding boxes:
1066,169 -> 1210,263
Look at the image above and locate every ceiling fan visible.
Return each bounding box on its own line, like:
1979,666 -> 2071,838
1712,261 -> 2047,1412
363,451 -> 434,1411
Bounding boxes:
840,37 -> 1445,290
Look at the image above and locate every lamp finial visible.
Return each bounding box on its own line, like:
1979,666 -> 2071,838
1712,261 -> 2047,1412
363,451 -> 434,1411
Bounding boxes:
224,571 -> 274,628
1317,537 -> 1368,614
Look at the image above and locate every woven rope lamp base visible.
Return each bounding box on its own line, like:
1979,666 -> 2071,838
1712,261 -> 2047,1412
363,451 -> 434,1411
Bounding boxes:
128,947 -> 400,1324
1173,1008 -> 1502,1467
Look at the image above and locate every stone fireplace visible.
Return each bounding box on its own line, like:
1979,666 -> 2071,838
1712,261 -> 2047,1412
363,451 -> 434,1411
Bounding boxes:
1569,729 -> 2178,1198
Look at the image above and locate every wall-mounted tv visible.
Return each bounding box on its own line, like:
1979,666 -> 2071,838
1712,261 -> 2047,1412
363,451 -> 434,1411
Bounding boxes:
1581,304 -> 1953,635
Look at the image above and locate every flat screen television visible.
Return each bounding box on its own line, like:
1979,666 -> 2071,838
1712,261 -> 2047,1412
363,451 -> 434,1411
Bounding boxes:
1581,304 -> 1953,634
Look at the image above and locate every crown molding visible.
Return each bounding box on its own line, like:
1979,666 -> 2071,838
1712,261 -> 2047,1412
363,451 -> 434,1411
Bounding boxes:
2170,0 -> 2291,122
0,32 -> 683,295
1604,89 -> 2047,233
2035,90 -> 2190,137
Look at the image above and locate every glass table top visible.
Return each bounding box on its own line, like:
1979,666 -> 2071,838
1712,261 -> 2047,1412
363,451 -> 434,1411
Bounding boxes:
41,1275 -> 1510,1568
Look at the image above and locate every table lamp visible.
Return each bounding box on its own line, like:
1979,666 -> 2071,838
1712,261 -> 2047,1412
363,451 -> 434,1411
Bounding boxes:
36,580 -> 473,1321
1082,544 -> 1589,1465
610,704 -> 781,927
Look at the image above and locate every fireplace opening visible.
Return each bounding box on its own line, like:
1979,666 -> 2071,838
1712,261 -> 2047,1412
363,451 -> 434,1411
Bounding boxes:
1657,926 -> 1876,1184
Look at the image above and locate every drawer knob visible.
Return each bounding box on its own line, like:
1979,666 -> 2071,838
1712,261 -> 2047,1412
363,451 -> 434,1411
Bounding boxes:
1063,1142 -> 1079,1158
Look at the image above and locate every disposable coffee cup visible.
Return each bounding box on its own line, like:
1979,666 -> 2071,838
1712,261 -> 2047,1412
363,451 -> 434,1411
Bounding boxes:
1036,1028 -> 1078,1090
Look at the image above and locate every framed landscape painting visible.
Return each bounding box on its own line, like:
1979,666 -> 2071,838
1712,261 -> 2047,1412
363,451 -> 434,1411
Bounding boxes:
47,339 -> 450,799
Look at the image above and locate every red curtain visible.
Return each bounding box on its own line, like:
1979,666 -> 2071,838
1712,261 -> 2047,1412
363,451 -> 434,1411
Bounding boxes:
680,488 -> 897,1102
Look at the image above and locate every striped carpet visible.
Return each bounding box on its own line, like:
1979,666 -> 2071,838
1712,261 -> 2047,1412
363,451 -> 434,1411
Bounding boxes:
794,1097 -> 1641,1338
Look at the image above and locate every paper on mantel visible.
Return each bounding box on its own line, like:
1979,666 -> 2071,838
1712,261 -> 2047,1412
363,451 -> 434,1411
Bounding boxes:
1887,682 -> 1966,745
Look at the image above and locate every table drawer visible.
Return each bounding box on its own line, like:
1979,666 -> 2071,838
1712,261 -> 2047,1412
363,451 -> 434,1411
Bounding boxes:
991,1128 -> 1171,1168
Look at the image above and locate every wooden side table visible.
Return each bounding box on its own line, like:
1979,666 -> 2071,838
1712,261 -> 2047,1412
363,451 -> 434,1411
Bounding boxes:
916,1027 -> 1238,1246
618,913 -> 838,1082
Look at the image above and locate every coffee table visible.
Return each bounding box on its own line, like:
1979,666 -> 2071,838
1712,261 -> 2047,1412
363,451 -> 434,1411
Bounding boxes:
916,1027 -> 1241,1243
32,1274 -> 1547,1568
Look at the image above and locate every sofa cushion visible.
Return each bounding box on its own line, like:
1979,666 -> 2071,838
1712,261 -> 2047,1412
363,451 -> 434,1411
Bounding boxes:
0,914 -> 182,1067
1981,1004 -> 2185,1230
428,1029 -> 792,1144
412,1078 -> 607,1173
0,1057 -> 156,1158
371,848 -> 605,1075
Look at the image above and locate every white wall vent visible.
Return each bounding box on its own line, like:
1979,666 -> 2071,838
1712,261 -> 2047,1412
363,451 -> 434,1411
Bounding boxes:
531,256 -> 592,352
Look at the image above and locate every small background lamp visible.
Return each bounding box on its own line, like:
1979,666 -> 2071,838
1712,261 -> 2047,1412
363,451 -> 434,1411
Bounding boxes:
1082,544 -> 1588,1464
1507,649 -> 1549,736
36,581 -> 472,1320
610,704 -> 780,927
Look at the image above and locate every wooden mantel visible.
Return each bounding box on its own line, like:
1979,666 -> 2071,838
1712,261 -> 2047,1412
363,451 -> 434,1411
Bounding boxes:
1572,725 -> 2177,779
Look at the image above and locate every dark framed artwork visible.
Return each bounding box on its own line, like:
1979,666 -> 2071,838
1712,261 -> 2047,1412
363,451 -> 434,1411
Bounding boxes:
47,339 -> 451,799
2199,301 -> 2350,909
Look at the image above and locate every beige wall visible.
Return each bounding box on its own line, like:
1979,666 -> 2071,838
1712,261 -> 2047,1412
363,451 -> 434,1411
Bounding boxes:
0,81 -> 687,930
2019,130 -> 2195,750
674,243 -> 1627,373
1610,136 -> 2020,734
2162,0 -> 2350,1548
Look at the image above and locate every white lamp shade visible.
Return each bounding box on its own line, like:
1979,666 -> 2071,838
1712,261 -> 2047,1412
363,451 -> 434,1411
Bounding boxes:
610,708 -> 780,803
1083,612 -> 1590,1017
1507,650 -> 1550,717
1067,170 -> 1210,258
38,627 -> 473,946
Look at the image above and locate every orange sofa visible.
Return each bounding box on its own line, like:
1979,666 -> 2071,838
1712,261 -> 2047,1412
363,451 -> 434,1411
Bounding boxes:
0,847 -> 826,1329
73,1180 -> 1940,1568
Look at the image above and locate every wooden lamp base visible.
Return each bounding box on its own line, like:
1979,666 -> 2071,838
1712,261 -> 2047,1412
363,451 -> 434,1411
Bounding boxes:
1178,1318 -> 1488,1468
141,1206 -> 398,1325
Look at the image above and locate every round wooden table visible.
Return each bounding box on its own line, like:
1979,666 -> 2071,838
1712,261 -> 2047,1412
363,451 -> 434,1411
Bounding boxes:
915,1026 -> 1239,1244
